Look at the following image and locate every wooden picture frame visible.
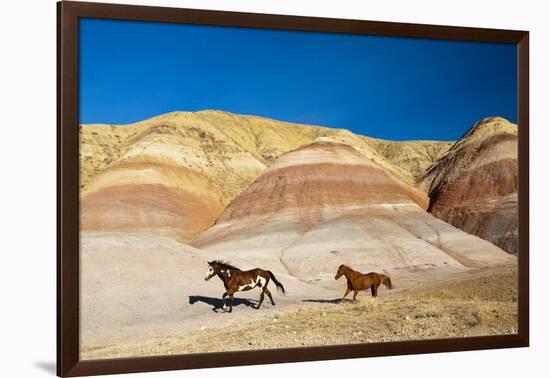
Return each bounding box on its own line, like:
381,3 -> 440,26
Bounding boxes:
57,1 -> 529,376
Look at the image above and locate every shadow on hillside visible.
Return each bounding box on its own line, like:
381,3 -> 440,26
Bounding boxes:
302,298 -> 354,304
188,295 -> 258,312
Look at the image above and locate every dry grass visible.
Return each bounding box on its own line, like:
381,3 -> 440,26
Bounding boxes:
82,267 -> 517,359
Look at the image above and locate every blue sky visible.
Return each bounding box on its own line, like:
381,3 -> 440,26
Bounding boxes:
79,18 -> 517,141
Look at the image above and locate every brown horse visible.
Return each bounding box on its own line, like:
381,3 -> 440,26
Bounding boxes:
205,260 -> 285,312
334,264 -> 392,302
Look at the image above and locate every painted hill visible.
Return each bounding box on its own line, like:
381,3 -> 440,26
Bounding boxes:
193,139 -> 514,280
422,117 -> 518,254
80,110 -> 451,241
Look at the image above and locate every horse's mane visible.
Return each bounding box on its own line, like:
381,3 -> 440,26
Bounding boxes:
211,259 -> 241,271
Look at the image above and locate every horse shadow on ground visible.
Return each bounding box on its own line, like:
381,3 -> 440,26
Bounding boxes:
302,298 -> 354,304
188,295 -> 259,312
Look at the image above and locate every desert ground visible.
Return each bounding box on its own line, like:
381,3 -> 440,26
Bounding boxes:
80,232 -> 517,360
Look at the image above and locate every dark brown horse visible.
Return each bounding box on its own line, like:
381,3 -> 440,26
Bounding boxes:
334,264 -> 392,302
205,260 -> 285,312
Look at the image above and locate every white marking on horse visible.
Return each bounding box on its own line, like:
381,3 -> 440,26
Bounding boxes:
205,265 -> 214,280
237,280 -> 255,291
237,276 -> 265,292
257,276 -> 266,288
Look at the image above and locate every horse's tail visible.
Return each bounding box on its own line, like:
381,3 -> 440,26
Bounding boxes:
267,271 -> 286,294
382,275 -> 393,289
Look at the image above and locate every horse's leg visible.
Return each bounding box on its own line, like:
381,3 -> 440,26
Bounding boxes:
257,289 -> 265,310
371,284 -> 379,302
340,288 -> 351,303
352,290 -> 359,302
221,292 -> 228,312
228,293 -> 234,313
265,287 -> 275,306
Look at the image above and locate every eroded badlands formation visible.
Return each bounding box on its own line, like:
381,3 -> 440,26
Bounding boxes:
422,117 -> 518,254
80,111 -> 519,255
193,138 -> 514,280
80,110 -> 451,242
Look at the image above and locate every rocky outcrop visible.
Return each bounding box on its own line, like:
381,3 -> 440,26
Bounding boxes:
193,139 -> 514,280
422,117 -> 518,254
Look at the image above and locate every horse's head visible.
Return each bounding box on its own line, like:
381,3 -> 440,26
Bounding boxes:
204,261 -> 217,281
335,264 -> 346,280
